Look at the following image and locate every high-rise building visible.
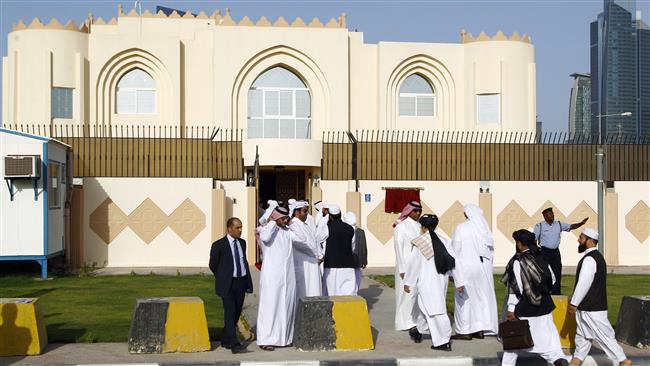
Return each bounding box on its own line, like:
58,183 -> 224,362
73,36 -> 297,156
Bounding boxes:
637,15 -> 650,139
590,0 -> 649,142
568,73 -> 592,140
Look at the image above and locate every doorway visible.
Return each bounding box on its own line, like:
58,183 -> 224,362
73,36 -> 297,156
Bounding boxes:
259,169 -> 306,205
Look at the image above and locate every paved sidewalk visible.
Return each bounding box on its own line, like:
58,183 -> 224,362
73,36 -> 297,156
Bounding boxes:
2,269 -> 648,365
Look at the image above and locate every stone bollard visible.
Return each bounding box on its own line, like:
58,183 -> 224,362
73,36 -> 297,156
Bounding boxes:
615,295 -> 650,349
0,298 -> 48,356
294,295 -> 373,351
128,297 -> 210,353
551,295 -> 577,348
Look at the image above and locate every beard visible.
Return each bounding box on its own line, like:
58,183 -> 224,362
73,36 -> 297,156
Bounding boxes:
578,243 -> 587,253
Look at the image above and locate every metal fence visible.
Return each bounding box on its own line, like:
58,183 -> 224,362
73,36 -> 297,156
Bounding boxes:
322,130 -> 650,181
3,124 -> 244,180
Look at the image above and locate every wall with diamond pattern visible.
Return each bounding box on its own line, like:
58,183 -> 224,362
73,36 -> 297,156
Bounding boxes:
84,178 -> 212,267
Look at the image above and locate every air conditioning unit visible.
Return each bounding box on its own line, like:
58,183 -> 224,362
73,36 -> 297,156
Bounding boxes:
4,155 -> 41,178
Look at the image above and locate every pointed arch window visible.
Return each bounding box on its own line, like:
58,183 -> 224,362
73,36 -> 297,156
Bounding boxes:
399,74 -> 435,117
115,68 -> 156,114
247,67 -> 311,139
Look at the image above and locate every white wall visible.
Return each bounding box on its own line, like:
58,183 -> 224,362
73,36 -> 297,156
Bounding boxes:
616,182 -> 650,265
83,177 -> 213,267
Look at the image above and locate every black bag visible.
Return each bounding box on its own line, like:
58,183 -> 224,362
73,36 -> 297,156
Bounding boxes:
498,319 -> 534,350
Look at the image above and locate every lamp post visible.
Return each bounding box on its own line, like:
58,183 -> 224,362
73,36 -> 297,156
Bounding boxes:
595,111 -> 631,254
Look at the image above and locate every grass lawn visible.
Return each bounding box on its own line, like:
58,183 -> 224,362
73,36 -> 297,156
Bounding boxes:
0,274 -> 223,343
370,274 -> 650,326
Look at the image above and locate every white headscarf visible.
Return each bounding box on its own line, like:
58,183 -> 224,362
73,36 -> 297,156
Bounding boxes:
289,199 -> 309,218
343,211 -> 357,228
463,203 -> 494,247
259,200 -> 279,225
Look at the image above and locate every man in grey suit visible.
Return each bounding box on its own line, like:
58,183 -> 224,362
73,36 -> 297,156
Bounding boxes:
343,212 -> 368,289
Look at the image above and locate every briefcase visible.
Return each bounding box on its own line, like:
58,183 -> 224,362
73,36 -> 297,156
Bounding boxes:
498,319 -> 534,350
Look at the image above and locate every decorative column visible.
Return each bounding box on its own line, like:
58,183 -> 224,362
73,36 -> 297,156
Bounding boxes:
479,191 -> 493,230
211,186 -> 226,242
311,186 -> 323,216
245,186 -> 257,264
604,188 -> 619,265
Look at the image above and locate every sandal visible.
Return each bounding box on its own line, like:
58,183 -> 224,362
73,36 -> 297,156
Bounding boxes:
259,345 -> 275,351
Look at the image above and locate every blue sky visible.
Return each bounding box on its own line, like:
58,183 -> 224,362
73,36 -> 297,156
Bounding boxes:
1,0 -> 648,132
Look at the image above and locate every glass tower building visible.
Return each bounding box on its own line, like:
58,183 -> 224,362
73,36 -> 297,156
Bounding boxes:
590,0 -> 649,142
568,73 -> 592,140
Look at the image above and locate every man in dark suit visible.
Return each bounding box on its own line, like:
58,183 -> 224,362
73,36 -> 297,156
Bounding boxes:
209,217 -> 253,354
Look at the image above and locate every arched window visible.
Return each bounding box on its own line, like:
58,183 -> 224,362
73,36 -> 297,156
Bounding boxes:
115,68 -> 156,114
398,74 -> 435,117
247,67 -> 311,139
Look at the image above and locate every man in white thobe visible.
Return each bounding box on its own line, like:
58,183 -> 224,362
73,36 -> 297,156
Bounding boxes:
404,214 -> 456,351
256,206 -> 307,351
568,228 -> 631,366
393,200 -> 423,333
451,203 -> 498,339
288,199 -> 326,299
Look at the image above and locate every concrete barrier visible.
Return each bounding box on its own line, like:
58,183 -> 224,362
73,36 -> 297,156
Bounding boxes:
551,295 -> 577,348
294,296 -> 373,351
128,297 -> 210,354
0,298 -> 48,356
615,295 -> 650,349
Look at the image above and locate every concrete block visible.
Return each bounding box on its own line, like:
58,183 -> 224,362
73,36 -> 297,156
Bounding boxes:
0,298 -> 48,356
163,297 -> 210,352
615,295 -> 650,349
128,297 -> 210,354
331,296 -> 374,350
551,295 -> 577,348
294,295 -> 373,351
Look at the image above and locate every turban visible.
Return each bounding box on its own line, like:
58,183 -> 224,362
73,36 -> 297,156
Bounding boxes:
418,214 -> 455,274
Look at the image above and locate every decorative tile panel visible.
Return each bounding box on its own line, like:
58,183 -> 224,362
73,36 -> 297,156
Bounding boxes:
438,201 -> 466,238
497,200 -> 533,243
128,198 -> 168,244
89,197 -> 207,245
89,198 -> 128,244
169,198 -> 206,244
626,201 -> 650,243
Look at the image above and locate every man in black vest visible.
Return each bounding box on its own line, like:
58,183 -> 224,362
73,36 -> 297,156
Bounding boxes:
502,229 -> 568,366
209,217 -> 253,354
568,228 -> 630,366
322,204 -> 357,296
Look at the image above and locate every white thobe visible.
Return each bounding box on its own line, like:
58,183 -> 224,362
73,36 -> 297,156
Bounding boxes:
501,260 -> 567,366
323,267 -> 357,296
451,220 -> 498,335
256,221 -> 305,347
393,217 -> 421,330
571,248 -> 627,364
403,231 -> 454,347
289,220 -> 325,299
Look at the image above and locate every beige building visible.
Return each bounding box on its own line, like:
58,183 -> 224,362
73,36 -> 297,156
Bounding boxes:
6,6 -> 644,270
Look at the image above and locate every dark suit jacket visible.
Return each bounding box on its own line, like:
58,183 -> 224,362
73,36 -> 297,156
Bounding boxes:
209,236 -> 253,298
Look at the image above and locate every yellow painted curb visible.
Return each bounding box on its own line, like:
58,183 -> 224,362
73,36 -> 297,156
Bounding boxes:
163,297 -> 210,352
552,295 -> 577,348
0,298 -> 48,356
331,296 -> 374,350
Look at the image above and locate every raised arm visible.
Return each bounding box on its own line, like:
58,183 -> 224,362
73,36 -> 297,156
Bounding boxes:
569,217 -> 588,231
258,221 -> 280,245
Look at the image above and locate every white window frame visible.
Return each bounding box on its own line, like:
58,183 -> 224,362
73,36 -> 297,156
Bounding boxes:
476,94 -> 501,124
115,70 -> 157,115
48,161 -> 61,209
248,86 -> 311,139
398,92 -> 436,117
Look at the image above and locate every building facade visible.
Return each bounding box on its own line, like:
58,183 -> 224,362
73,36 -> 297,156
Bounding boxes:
2,5 -> 648,270
568,73 -> 592,139
590,0 -> 649,141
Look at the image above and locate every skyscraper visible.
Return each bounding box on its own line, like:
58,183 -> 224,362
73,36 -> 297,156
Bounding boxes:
590,0 -> 649,142
568,73 -> 592,140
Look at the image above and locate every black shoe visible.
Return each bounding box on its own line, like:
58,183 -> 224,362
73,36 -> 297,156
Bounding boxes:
431,342 -> 452,351
553,359 -> 569,366
471,331 -> 484,339
231,344 -> 247,354
451,333 -> 472,340
222,342 -> 242,350
409,327 -> 423,343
